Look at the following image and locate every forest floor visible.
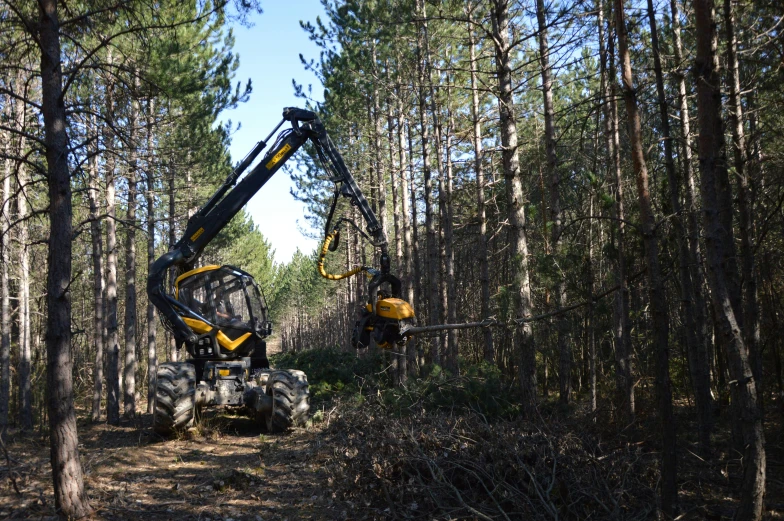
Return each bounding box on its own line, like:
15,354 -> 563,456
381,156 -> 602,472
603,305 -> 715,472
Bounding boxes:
1,400 -> 783,520
1,356 -> 784,520
0,409 -> 347,521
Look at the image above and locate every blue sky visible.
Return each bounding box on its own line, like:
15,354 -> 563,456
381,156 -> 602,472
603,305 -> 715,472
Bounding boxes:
220,1 -> 327,264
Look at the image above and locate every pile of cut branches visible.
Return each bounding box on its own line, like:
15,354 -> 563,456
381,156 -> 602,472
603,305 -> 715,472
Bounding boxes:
322,400 -> 660,520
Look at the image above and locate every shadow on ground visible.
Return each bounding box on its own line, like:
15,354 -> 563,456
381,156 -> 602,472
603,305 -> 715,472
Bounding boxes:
0,410 -> 347,521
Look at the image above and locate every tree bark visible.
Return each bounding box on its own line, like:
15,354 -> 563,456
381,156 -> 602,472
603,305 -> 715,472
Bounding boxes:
762,264 -> 782,412
387,70 -> 402,282
387,69 -> 407,383
491,0 -> 536,413
416,0 -> 441,366
146,99 -> 157,414
384,62 -> 401,384
671,0 -> 713,402
433,72 -> 456,372
0,101 -> 11,431
648,0 -> 713,454
588,195 -> 597,412
397,88 -> 413,307
443,104 -> 458,372
123,86 -> 139,417
407,122 -> 422,374
426,50 -> 449,369
615,0 -> 676,512
536,0 -> 569,404
466,3 -> 494,364
605,8 -> 635,418
168,161 -> 178,362
39,0 -> 92,515
104,47 -> 121,426
693,0 -> 766,517
14,77 -> 32,431
88,111 -> 105,423
397,83 -> 416,378
724,0 -> 760,403
372,43 -> 387,244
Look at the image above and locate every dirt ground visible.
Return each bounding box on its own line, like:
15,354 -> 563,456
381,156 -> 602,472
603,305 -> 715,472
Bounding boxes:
0,410 -> 346,521
1,389 -> 783,520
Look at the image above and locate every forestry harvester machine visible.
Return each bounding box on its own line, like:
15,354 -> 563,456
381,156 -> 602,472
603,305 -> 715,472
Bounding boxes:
147,108 -> 415,435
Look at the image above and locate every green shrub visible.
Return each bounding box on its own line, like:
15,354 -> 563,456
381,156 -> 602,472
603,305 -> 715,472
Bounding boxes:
271,347 -> 386,403
381,362 -> 521,420
272,349 -> 520,420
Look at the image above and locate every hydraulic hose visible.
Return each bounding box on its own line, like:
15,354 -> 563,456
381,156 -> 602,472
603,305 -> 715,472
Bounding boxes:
317,231 -> 365,280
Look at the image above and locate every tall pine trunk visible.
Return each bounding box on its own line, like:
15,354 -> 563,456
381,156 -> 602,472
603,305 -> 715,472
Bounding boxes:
588,195 -> 597,412
168,161 -> 178,362
616,0 -> 676,512
491,0 -> 536,412
434,77 -> 456,372
39,0 -> 92,515
724,0 -> 760,402
104,48 -> 121,425
385,63 -> 403,383
416,0 -> 441,366
648,0 -> 713,453
671,0 -> 713,400
0,101 -> 11,431
397,88 -> 413,305
372,44 -> 387,244
88,112 -> 105,423
387,71 -> 402,284
407,122 -> 422,374
536,0 -> 569,404
466,4 -> 494,363
387,71 -> 407,383
396,86 -> 416,378
443,104 -> 457,372
14,81 -> 32,431
693,0 -> 766,517
605,10 -> 635,417
146,99 -> 157,414
123,88 -> 139,417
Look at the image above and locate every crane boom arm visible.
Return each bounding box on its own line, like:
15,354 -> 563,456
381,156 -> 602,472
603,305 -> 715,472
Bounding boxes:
147,108 -> 389,347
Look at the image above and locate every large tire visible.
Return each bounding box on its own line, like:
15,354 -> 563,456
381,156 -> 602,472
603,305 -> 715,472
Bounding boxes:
153,362 -> 197,436
265,370 -> 310,433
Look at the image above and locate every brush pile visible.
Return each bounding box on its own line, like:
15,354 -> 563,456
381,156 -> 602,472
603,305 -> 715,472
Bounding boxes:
322,395 -> 660,520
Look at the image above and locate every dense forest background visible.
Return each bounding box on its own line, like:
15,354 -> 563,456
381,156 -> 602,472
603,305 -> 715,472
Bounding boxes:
0,0 -> 783,519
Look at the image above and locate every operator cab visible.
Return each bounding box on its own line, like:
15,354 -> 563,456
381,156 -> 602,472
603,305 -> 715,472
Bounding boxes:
174,265 -> 272,364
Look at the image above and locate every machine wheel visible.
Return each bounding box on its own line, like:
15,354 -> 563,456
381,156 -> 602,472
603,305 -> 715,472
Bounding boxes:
153,362 -> 197,436
265,370 -> 310,433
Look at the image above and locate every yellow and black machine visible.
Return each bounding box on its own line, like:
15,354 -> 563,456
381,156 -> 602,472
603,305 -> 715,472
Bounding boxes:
146,108 -> 415,435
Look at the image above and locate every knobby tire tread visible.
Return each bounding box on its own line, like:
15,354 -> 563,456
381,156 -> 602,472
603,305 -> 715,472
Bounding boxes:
266,370 -> 309,433
153,362 -> 197,436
